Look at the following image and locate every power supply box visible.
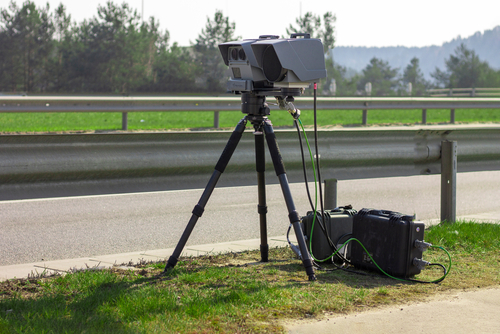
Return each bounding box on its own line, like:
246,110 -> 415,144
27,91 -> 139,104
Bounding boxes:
301,208 -> 356,261
350,208 -> 425,278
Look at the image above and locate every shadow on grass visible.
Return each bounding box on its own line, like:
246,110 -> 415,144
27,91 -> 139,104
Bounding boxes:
1,265 -> 282,333
259,260 -> 413,289
0,271 -> 162,333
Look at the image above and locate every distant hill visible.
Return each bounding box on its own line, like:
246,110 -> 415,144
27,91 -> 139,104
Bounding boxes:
330,26 -> 500,80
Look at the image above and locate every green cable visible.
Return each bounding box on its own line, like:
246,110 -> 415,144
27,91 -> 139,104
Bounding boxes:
339,238 -> 452,283
296,117 -> 452,282
429,245 -> 452,282
297,118 -> 335,263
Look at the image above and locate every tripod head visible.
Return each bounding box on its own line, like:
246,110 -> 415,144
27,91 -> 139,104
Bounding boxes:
241,91 -> 301,121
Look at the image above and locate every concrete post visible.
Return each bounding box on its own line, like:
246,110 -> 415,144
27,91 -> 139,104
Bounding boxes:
324,179 -> 338,210
362,102 -> 369,126
214,111 -> 220,129
122,112 -> 128,130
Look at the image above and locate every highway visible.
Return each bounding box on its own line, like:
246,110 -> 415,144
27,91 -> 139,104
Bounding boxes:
1,171 -> 499,266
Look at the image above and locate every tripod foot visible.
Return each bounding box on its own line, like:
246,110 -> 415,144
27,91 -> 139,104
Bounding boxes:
302,257 -> 317,281
260,244 -> 269,262
164,256 -> 178,273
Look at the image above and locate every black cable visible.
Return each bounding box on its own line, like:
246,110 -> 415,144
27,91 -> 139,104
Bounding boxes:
310,83 -> 347,263
294,116 -> 339,261
294,119 -> 315,211
404,263 -> 448,284
336,233 -> 353,246
292,84 -> 349,265
293,103 -> 341,262
313,83 -> 325,219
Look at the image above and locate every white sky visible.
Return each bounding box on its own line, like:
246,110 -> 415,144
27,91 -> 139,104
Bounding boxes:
2,0 -> 499,47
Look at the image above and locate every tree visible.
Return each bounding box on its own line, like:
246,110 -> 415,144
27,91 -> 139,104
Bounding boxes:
193,10 -> 237,93
62,1 -> 172,93
326,61 -> 359,96
402,57 -> 430,96
47,3 -> 73,92
358,58 -> 399,96
431,43 -> 494,88
0,1 -> 54,93
482,68 -> 500,88
0,0 -> 202,94
143,42 -> 197,93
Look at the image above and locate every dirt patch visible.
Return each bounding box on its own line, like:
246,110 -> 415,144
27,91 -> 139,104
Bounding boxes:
0,278 -> 49,300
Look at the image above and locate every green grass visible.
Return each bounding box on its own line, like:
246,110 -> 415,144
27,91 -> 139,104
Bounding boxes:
1,221 -> 499,333
1,108 -> 499,133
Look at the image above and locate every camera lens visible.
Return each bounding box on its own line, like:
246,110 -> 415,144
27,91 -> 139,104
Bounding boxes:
230,48 -> 238,60
262,46 -> 286,82
238,48 -> 246,60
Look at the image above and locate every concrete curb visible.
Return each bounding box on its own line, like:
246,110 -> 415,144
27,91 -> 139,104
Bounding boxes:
0,235 -> 294,281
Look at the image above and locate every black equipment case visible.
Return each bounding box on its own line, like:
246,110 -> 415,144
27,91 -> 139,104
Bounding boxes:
350,208 -> 425,278
301,207 -> 356,261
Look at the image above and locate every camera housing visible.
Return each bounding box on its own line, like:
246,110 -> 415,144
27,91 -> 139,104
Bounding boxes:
219,34 -> 326,94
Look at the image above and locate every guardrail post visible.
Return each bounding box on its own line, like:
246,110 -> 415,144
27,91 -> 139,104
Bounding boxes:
362,102 -> 368,125
122,112 -> 128,130
450,109 -> 455,124
422,109 -> 427,124
324,179 -> 337,210
214,111 -> 220,129
441,140 -> 457,222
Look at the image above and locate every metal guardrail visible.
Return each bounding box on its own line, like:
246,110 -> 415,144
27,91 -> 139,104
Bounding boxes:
427,88 -> 500,97
1,125 -> 499,202
1,96 -> 500,129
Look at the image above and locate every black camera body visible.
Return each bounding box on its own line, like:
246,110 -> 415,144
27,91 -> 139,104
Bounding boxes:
219,34 -> 326,94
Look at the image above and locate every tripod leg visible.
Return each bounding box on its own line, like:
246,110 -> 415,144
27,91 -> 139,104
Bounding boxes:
164,118 -> 247,272
254,130 -> 268,262
262,119 -> 316,281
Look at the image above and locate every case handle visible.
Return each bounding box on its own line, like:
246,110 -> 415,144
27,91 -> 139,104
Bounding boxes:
290,33 -> 311,39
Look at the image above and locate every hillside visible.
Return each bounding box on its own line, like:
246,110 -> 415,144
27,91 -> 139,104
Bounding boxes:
331,25 -> 500,80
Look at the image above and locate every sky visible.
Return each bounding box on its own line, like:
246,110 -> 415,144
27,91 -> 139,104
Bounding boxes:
2,0 -> 499,48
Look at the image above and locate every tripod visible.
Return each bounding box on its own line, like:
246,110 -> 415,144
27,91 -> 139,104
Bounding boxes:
164,92 -> 316,281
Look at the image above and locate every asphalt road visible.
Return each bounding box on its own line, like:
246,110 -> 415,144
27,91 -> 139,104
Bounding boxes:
1,171 -> 499,266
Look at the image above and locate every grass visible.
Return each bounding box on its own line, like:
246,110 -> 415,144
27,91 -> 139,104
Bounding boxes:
1,221 -> 499,333
0,108 -> 499,133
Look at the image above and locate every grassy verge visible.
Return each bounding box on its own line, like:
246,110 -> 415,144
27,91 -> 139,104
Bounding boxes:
0,108 -> 499,133
1,221 -> 499,333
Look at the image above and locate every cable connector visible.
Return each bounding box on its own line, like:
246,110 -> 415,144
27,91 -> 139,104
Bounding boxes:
414,239 -> 432,252
413,257 -> 431,270
275,96 -> 301,119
